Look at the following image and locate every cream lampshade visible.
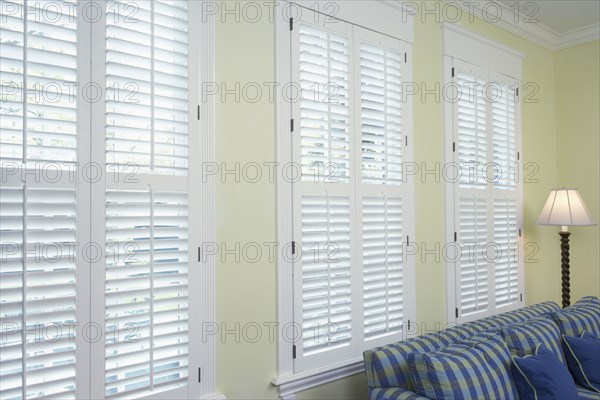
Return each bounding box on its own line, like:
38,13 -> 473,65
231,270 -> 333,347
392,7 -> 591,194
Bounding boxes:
536,188 -> 596,308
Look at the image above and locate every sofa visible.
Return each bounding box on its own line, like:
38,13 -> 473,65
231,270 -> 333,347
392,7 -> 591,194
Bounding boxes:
364,297 -> 600,399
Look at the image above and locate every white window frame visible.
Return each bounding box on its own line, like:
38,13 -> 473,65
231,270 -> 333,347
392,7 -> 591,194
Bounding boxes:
442,23 -> 525,324
0,1 -> 220,398
273,1 -> 414,397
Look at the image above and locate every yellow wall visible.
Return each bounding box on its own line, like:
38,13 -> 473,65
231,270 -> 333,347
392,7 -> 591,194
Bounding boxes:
215,4 -> 599,399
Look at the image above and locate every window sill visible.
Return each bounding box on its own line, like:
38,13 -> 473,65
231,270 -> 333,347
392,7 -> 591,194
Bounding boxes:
271,357 -> 365,400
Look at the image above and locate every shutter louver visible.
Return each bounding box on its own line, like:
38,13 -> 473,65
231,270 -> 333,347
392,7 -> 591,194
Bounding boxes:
360,44 -> 403,185
362,196 -> 403,338
301,194 -> 352,354
298,24 -> 350,183
457,72 -> 487,187
105,189 -> 189,397
457,195 -> 488,316
106,0 -> 189,176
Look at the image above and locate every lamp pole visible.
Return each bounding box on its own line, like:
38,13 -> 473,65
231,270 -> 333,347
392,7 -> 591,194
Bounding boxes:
559,226 -> 570,308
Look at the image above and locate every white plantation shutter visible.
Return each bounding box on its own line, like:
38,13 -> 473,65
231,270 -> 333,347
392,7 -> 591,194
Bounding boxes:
291,12 -> 413,371
2,1 -> 212,398
357,30 -> 409,344
360,43 -> 403,185
300,194 -> 352,353
0,1 -> 79,398
0,187 -> 78,400
492,83 -> 517,188
451,60 -> 523,322
298,23 -> 351,183
456,71 -> 487,187
456,195 -> 488,315
0,0 -> 78,164
493,197 -> 519,307
106,0 -> 188,176
362,196 -> 404,339
105,190 -> 189,397
103,1 -> 191,397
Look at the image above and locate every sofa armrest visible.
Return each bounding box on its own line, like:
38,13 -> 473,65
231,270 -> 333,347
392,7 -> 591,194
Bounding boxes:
370,387 -> 431,400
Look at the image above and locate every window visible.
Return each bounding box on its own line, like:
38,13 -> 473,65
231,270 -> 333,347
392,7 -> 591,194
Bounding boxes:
442,23 -> 524,323
274,1 -> 414,392
0,1 -> 217,398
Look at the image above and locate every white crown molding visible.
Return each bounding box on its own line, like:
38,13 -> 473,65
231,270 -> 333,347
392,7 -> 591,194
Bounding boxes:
554,24 -> 600,50
445,1 -> 600,51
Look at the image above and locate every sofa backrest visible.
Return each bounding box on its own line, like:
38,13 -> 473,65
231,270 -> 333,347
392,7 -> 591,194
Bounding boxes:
363,301 -> 561,391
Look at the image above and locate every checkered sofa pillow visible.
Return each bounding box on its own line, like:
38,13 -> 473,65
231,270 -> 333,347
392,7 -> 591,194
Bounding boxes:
408,334 -> 518,400
553,297 -> 600,337
502,316 -> 566,364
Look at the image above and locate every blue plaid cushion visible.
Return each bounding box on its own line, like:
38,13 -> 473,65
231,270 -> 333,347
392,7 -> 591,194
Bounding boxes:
408,335 -> 518,400
502,316 -> 566,364
573,296 -> 600,307
363,301 -> 560,393
553,302 -> 600,337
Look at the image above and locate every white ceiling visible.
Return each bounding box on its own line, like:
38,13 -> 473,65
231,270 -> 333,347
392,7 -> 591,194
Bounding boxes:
451,1 -> 600,50
496,0 -> 600,34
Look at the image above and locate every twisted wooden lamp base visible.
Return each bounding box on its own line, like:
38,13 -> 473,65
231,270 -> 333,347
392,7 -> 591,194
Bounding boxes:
559,231 -> 571,308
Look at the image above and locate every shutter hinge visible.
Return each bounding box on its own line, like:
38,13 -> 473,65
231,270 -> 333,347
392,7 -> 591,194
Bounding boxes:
519,228 -> 522,237
455,308 -> 459,318
452,142 -> 456,152
404,52 -> 407,63
291,118 -> 294,132
520,293 -> 523,302
198,247 -> 201,262
451,67 -> 455,77
407,319 -> 411,330
406,235 -> 409,246
405,136 -> 408,146
292,345 -> 297,358
290,17 -> 293,31
198,367 -> 201,383
291,241 -> 296,255
517,151 -> 520,160
454,232 -> 457,242
197,105 -> 200,120
515,87 -> 519,97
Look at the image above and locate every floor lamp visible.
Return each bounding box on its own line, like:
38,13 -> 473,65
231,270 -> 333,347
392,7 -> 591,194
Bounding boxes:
536,188 -> 596,308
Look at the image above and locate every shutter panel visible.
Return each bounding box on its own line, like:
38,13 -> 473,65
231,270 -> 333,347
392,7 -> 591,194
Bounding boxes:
457,195 -> 489,316
1,1 -> 78,398
300,194 -> 352,354
493,197 -> 519,307
491,79 -> 520,308
298,23 -> 350,183
360,43 -> 403,185
106,0 -> 189,176
105,189 -> 189,397
453,63 -> 522,320
456,71 -> 487,187
104,1 -> 191,396
0,187 -> 78,400
0,0 -> 78,164
362,196 -> 403,338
